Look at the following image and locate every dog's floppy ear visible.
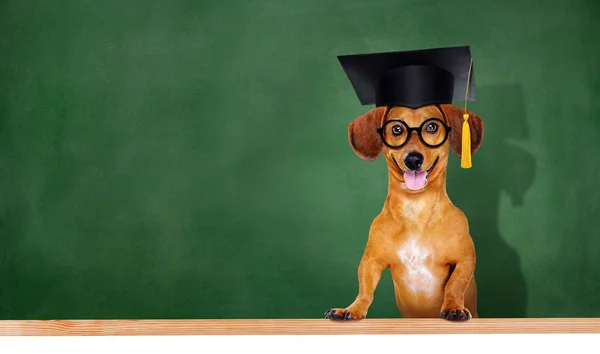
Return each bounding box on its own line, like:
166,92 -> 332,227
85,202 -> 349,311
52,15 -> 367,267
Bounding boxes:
348,106 -> 388,161
439,104 -> 484,158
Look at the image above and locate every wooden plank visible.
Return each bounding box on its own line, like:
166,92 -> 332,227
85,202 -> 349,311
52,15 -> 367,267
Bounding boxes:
0,319 -> 599,336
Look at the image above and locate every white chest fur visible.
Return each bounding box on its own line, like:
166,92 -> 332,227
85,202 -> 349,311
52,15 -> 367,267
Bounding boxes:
397,238 -> 436,295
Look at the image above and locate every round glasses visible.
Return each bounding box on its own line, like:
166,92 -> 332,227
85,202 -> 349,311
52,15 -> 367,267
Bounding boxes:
376,118 -> 452,149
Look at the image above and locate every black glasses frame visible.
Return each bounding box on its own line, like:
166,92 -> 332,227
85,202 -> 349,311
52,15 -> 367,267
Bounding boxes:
376,118 -> 452,149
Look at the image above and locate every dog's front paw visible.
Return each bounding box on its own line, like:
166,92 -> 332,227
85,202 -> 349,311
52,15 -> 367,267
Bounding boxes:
440,307 -> 472,321
324,307 -> 366,321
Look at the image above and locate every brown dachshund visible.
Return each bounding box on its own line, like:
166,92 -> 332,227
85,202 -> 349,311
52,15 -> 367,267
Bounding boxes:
325,104 -> 484,321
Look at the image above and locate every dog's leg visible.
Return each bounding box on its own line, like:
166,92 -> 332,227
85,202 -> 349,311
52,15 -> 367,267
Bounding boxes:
325,254 -> 385,320
440,243 -> 476,321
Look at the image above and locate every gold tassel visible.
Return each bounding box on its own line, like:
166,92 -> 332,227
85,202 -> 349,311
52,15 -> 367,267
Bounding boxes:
461,57 -> 474,169
461,113 -> 472,169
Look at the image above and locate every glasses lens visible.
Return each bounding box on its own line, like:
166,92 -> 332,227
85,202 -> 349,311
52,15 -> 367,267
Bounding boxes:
382,121 -> 408,147
420,119 -> 447,147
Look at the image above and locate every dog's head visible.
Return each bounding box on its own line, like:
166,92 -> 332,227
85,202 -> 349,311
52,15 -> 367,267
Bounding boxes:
348,104 -> 484,192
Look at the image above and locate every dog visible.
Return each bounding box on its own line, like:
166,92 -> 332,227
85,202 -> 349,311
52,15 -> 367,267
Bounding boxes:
325,103 -> 484,321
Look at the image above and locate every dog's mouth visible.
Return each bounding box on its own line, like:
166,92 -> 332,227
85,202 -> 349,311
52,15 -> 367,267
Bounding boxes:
392,156 -> 439,191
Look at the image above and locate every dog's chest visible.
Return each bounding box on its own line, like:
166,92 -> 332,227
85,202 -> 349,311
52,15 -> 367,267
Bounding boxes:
402,200 -> 427,222
396,238 -> 437,295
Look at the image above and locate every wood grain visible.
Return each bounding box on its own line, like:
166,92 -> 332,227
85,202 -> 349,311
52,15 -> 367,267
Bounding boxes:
0,319 -> 599,336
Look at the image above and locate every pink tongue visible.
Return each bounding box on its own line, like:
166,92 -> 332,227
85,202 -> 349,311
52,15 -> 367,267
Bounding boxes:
404,171 -> 427,191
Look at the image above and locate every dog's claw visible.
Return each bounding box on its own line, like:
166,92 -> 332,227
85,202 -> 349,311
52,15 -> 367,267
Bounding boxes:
441,308 -> 472,321
325,309 -> 363,320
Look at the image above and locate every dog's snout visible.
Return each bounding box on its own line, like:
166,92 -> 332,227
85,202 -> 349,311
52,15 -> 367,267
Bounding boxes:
404,152 -> 424,171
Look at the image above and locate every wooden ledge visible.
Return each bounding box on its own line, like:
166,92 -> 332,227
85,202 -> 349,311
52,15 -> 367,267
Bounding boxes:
0,318 -> 599,336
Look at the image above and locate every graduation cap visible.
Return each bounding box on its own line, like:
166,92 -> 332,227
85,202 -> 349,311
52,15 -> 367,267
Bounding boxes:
337,45 -> 477,168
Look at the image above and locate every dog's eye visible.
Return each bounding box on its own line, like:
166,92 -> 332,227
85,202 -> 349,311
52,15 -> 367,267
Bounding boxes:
425,123 -> 438,133
391,125 -> 403,136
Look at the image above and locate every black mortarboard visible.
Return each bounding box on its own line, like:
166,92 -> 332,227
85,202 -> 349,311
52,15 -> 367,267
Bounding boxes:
338,45 -> 476,109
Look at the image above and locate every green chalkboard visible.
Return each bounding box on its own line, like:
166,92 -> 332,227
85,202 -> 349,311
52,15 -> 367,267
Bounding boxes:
1,0 -> 599,320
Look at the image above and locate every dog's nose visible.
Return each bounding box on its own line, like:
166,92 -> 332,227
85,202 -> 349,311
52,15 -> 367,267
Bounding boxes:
404,152 -> 424,171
